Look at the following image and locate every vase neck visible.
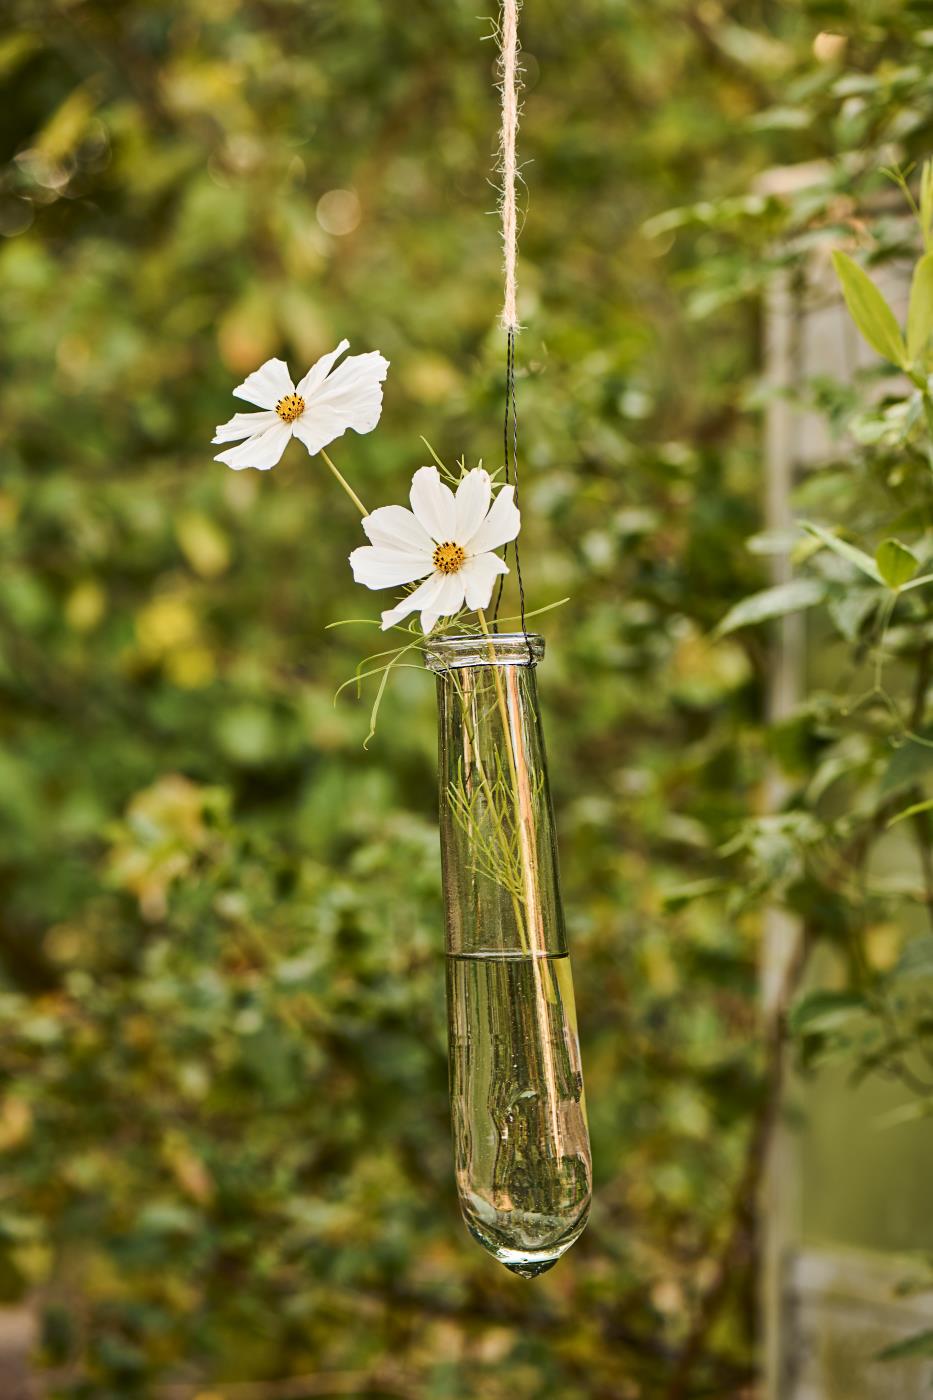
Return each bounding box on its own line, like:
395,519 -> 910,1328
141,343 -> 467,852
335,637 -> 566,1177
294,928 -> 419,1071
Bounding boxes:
425,631 -> 543,673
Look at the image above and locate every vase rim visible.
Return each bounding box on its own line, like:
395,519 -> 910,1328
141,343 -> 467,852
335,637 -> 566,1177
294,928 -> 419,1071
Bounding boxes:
424,631 -> 544,672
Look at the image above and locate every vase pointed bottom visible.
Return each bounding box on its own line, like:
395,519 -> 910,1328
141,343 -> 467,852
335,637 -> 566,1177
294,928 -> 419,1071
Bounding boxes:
464,1201 -> 591,1280
503,1256 -> 560,1279
473,1233 -> 583,1279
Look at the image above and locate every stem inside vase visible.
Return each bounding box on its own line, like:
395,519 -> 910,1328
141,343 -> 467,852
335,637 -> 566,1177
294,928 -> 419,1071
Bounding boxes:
427,631 -> 592,1275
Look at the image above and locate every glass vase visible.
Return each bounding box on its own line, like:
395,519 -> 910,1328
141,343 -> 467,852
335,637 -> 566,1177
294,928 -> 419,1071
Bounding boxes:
425,631 -> 591,1277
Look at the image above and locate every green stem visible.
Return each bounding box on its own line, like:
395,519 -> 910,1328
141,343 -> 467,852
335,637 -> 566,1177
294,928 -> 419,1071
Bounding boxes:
447,668 -> 529,950
476,611 -> 562,1132
477,610 -> 523,804
476,609 -> 552,980
319,448 -> 367,517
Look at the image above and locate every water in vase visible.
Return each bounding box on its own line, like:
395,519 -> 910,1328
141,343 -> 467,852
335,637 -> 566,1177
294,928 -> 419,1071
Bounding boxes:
446,949 -> 591,1277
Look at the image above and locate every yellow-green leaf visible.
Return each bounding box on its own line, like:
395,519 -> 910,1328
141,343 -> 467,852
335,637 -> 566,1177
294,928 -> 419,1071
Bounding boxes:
876,1328 -> 933,1362
908,252 -> 933,364
888,797 -> 933,829
832,250 -> 908,369
716,579 -> 825,636
922,160 -> 933,253
35,83 -> 98,163
875,537 -> 918,589
800,521 -> 883,583
901,571 -> 933,593
176,512 -> 231,579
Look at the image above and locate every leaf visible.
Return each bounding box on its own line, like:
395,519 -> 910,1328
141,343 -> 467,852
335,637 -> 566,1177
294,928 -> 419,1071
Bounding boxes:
875,538 -> 918,589
35,82 -> 98,163
0,34 -> 39,82
716,578 -> 826,635
876,1328 -> 933,1362
907,252 -> 933,363
800,521 -> 884,583
891,936 -> 933,980
827,587 -> 880,643
923,160 -> 933,252
879,732 -> 933,798
887,797 -> 933,828
789,989 -> 866,1036
873,1099 -> 933,1130
746,528 -> 800,556
831,250 -> 908,368
176,512 -> 231,579
900,571 -> 933,593
661,878 -> 726,910
498,596 -> 572,624
806,736 -> 873,804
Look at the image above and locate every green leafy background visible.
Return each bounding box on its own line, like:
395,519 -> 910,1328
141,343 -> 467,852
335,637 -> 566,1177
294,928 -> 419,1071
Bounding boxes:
1,1 -> 932,1395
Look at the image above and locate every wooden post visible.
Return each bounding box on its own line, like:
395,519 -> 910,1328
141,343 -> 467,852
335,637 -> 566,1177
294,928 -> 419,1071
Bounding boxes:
759,164 -> 933,1398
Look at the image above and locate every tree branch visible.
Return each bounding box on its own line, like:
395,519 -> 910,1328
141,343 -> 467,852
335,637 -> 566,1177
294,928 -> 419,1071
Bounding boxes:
662,919 -> 810,1400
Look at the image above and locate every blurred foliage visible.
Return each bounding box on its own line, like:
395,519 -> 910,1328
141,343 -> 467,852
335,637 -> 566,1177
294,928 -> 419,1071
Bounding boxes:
1,0 -> 933,1396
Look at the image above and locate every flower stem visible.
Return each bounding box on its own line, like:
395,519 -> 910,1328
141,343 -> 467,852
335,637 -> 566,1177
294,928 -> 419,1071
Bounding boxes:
476,608 -> 549,971
446,668 -> 529,951
477,610 -> 519,786
319,449 -> 367,517
476,610 -> 562,1140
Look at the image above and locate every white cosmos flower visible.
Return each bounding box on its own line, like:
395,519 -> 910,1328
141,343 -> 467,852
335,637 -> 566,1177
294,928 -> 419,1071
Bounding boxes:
349,465 -> 521,633
213,340 -> 389,471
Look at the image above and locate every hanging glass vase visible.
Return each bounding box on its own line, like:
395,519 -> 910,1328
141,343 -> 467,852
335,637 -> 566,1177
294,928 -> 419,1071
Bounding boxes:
425,632 -> 592,1278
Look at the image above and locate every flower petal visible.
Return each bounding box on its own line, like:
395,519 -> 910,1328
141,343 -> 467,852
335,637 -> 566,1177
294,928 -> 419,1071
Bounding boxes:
293,350 -> 390,455
232,358 -> 294,409
410,466 -> 456,542
454,469 -> 492,543
381,572 -> 446,631
420,573 -> 467,633
295,340 -> 350,399
464,484 -> 521,554
459,551 -> 509,611
362,505 -> 434,554
291,412 -> 352,457
212,410 -> 278,444
214,421 -> 292,471
292,368 -> 388,457
349,546 -> 434,589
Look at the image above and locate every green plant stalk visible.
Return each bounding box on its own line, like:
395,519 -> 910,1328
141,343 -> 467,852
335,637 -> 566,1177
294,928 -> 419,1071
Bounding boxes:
320,448 -> 368,517
446,666 -> 530,952
475,609 -> 558,1012
473,611 -> 562,1145
447,750 -> 525,900
476,609 -> 542,926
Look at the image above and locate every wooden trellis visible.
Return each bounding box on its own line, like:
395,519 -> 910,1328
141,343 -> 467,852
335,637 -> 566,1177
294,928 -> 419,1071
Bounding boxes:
760,162 -> 933,1400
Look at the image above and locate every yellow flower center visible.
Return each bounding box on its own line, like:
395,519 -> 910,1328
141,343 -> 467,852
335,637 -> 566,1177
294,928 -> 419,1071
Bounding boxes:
433,541 -> 466,575
275,393 -> 305,424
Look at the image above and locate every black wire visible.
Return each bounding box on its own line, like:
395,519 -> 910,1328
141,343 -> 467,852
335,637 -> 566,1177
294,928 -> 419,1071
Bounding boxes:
491,329 -> 531,659
491,334 -> 511,628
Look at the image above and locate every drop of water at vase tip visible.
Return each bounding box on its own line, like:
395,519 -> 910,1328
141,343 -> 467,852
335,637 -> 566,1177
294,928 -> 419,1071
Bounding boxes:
446,951 -> 592,1277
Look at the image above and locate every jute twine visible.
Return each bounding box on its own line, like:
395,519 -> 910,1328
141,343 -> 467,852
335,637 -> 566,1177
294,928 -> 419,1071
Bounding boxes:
498,0 -> 522,331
